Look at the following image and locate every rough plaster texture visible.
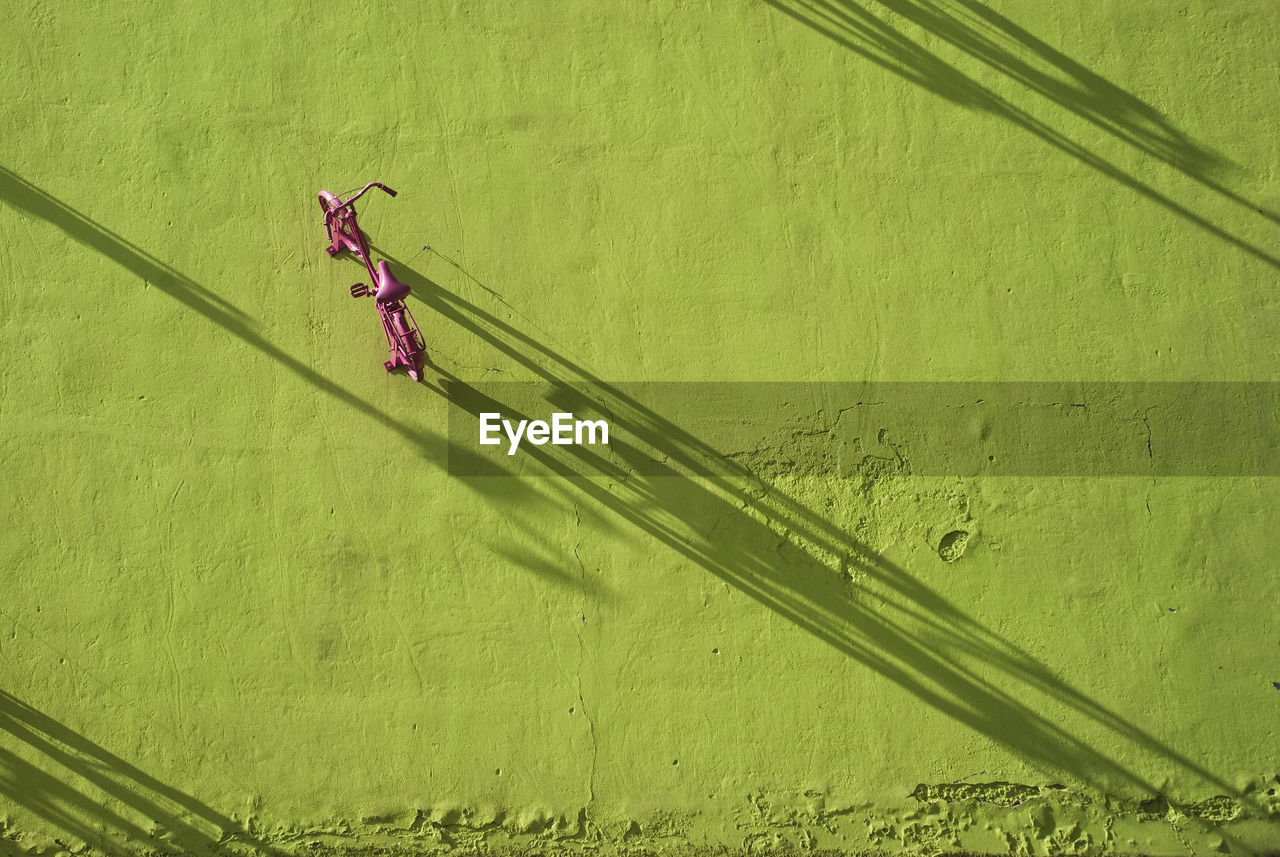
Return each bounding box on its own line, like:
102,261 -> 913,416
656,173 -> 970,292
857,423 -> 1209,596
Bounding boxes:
1,0 -> 1278,855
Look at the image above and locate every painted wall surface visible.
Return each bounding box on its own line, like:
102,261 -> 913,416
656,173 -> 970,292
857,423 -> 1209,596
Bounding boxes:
2,0 -> 1278,854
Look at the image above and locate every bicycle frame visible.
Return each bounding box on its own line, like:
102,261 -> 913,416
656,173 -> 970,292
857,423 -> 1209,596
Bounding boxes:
318,182 -> 426,381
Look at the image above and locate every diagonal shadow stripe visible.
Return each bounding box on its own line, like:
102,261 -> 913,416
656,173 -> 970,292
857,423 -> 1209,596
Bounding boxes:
0,165 -> 442,461
762,0 -> 1280,268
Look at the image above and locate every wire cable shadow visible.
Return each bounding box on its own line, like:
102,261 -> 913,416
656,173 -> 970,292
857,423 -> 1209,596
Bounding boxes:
761,0 -> 1280,267
390,254 -> 1245,803
0,691 -> 278,856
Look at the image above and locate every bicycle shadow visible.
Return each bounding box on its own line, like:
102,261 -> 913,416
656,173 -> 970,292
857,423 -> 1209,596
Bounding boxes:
0,165 -> 443,464
388,252 -> 1242,804
0,691 -> 276,856
762,0 -> 1280,268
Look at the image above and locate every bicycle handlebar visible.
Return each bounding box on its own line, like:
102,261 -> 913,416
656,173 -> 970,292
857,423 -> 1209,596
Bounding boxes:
336,182 -> 397,210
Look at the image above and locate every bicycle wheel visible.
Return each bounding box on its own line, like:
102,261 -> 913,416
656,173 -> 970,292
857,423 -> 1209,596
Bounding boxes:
318,190 -> 340,213
318,191 -> 342,254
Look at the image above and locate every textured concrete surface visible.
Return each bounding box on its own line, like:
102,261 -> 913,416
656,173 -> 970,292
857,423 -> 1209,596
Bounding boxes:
2,0 -> 1279,855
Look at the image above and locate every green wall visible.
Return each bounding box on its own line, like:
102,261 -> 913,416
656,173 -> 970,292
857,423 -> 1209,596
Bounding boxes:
2,0 -> 1277,854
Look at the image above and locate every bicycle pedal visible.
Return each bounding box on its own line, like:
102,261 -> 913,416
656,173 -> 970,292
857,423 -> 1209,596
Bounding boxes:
350,283 -> 369,298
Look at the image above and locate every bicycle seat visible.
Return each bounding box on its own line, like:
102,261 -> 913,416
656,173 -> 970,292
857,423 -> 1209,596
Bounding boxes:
374,260 -> 411,302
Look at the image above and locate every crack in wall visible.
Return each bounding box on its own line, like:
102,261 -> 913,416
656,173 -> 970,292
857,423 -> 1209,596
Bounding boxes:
571,507 -> 598,817
1140,407 -> 1158,517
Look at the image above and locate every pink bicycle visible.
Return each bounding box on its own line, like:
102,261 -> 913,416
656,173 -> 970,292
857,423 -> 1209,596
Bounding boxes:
319,182 -> 426,381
